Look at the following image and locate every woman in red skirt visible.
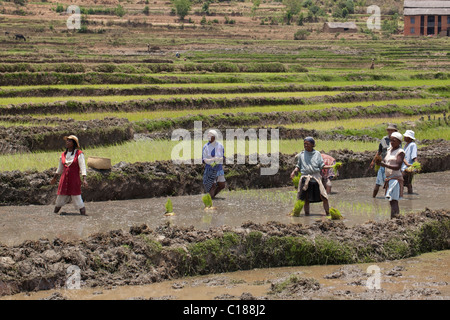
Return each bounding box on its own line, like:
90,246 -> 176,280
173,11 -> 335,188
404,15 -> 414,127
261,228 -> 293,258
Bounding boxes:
50,135 -> 88,215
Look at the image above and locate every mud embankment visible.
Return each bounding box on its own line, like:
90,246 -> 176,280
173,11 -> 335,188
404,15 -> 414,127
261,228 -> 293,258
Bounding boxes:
1,142 -> 449,206
134,101 -> 449,133
0,84 -> 406,98
0,91 -> 425,116
0,118 -> 133,154
0,209 -> 448,296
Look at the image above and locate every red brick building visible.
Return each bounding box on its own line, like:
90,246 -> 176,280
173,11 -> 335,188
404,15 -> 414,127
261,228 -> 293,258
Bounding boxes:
404,1 -> 450,36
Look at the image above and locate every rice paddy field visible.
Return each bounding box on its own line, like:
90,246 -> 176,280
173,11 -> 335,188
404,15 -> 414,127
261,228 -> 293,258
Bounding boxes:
2,0 -> 450,303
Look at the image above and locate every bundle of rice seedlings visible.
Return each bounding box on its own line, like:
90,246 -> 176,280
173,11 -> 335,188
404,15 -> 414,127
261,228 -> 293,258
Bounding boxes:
329,207 -> 343,220
332,161 -> 343,175
405,161 -> 422,173
202,193 -> 213,209
164,198 -> 174,216
292,173 -> 302,189
290,200 -> 305,217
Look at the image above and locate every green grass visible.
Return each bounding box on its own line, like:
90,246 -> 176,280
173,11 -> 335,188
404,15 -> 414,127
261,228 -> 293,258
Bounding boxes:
29,98 -> 441,121
282,115 -> 428,131
1,79 -> 449,91
0,139 -> 378,172
0,91 -> 345,106
0,121 -> 58,127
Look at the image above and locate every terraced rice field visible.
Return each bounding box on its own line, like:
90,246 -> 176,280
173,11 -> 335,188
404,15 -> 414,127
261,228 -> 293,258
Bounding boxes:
1,0 -> 450,302
0,22 -> 449,172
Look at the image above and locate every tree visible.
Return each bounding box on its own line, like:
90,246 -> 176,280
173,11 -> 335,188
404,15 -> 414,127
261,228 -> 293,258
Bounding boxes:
114,4 -> 126,17
283,0 -> 302,24
172,0 -> 191,21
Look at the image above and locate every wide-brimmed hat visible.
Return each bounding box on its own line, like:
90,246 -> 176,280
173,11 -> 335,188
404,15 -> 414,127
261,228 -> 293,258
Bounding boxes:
403,130 -> 416,140
390,132 -> 403,142
64,135 -> 80,149
386,123 -> 398,131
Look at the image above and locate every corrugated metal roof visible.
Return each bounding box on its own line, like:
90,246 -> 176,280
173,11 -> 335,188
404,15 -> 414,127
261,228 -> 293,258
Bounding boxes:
404,1 -> 450,8
404,8 -> 450,15
324,22 -> 357,29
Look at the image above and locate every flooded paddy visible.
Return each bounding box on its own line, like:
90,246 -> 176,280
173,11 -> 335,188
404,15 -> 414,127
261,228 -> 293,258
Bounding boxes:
0,171 -> 449,246
3,250 -> 450,300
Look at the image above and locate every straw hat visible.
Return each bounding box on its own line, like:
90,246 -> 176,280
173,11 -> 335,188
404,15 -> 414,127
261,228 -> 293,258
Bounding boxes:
403,130 -> 416,140
64,135 -> 80,149
390,132 -> 403,142
386,123 -> 398,131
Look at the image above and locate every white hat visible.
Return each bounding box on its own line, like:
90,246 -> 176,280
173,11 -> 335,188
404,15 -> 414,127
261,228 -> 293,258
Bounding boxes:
207,129 -> 218,138
403,130 -> 415,140
390,132 -> 403,142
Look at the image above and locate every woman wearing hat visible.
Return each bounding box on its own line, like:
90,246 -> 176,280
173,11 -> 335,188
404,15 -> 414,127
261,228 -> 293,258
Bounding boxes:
202,129 -> 226,199
370,123 -> 399,198
50,135 -> 88,215
290,137 -> 333,216
378,132 -> 405,218
401,130 -> 418,194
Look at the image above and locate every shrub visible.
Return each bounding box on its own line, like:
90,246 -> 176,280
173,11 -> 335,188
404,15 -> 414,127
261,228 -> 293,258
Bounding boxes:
294,29 -> 310,40
55,3 -> 64,13
173,0 -> 191,20
115,4 -> 126,17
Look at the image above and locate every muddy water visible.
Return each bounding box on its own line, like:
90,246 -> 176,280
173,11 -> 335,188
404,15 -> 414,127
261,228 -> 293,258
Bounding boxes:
3,250 -> 450,300
0,171 -> 449,246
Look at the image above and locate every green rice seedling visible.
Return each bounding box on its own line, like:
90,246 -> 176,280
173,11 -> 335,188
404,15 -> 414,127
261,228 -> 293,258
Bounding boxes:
164,198 -> 174,216
329,207 -> 343,220
290,200 -> 305,217
332,162 -> 342,175
292,173 -> 302,189
202,193 -> 213,209
406,161 -> 422,173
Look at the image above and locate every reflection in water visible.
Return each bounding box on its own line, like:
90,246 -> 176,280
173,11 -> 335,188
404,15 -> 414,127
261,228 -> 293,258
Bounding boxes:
0,172 -> 449,246
3,250 -> 450,300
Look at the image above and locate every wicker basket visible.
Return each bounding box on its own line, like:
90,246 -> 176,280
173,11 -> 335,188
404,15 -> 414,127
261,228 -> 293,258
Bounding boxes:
87,156 -> 112,170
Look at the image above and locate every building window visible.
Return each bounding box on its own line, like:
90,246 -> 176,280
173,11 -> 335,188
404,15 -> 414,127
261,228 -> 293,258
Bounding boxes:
447,16 -> 450,24
410,27 -> 415,34
410,17 -> 415,24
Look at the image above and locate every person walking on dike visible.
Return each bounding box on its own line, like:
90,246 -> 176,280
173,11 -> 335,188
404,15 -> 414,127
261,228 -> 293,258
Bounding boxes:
202,130 -> 226,199
50,135 -> 88,215
320,153 -> 337,194
290,137 -> 334,216
401,130 -> 418,195
370,123 -> 399,198
378,132 -> 405,219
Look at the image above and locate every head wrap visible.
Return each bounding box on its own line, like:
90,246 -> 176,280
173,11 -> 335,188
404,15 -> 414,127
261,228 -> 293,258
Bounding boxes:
304,137 -> 315,147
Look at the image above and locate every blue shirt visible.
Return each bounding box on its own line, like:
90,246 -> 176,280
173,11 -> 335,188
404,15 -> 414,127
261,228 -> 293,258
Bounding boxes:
296,150 -> 324,175
401,141 -> 417,171
202,141 -> 225,175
